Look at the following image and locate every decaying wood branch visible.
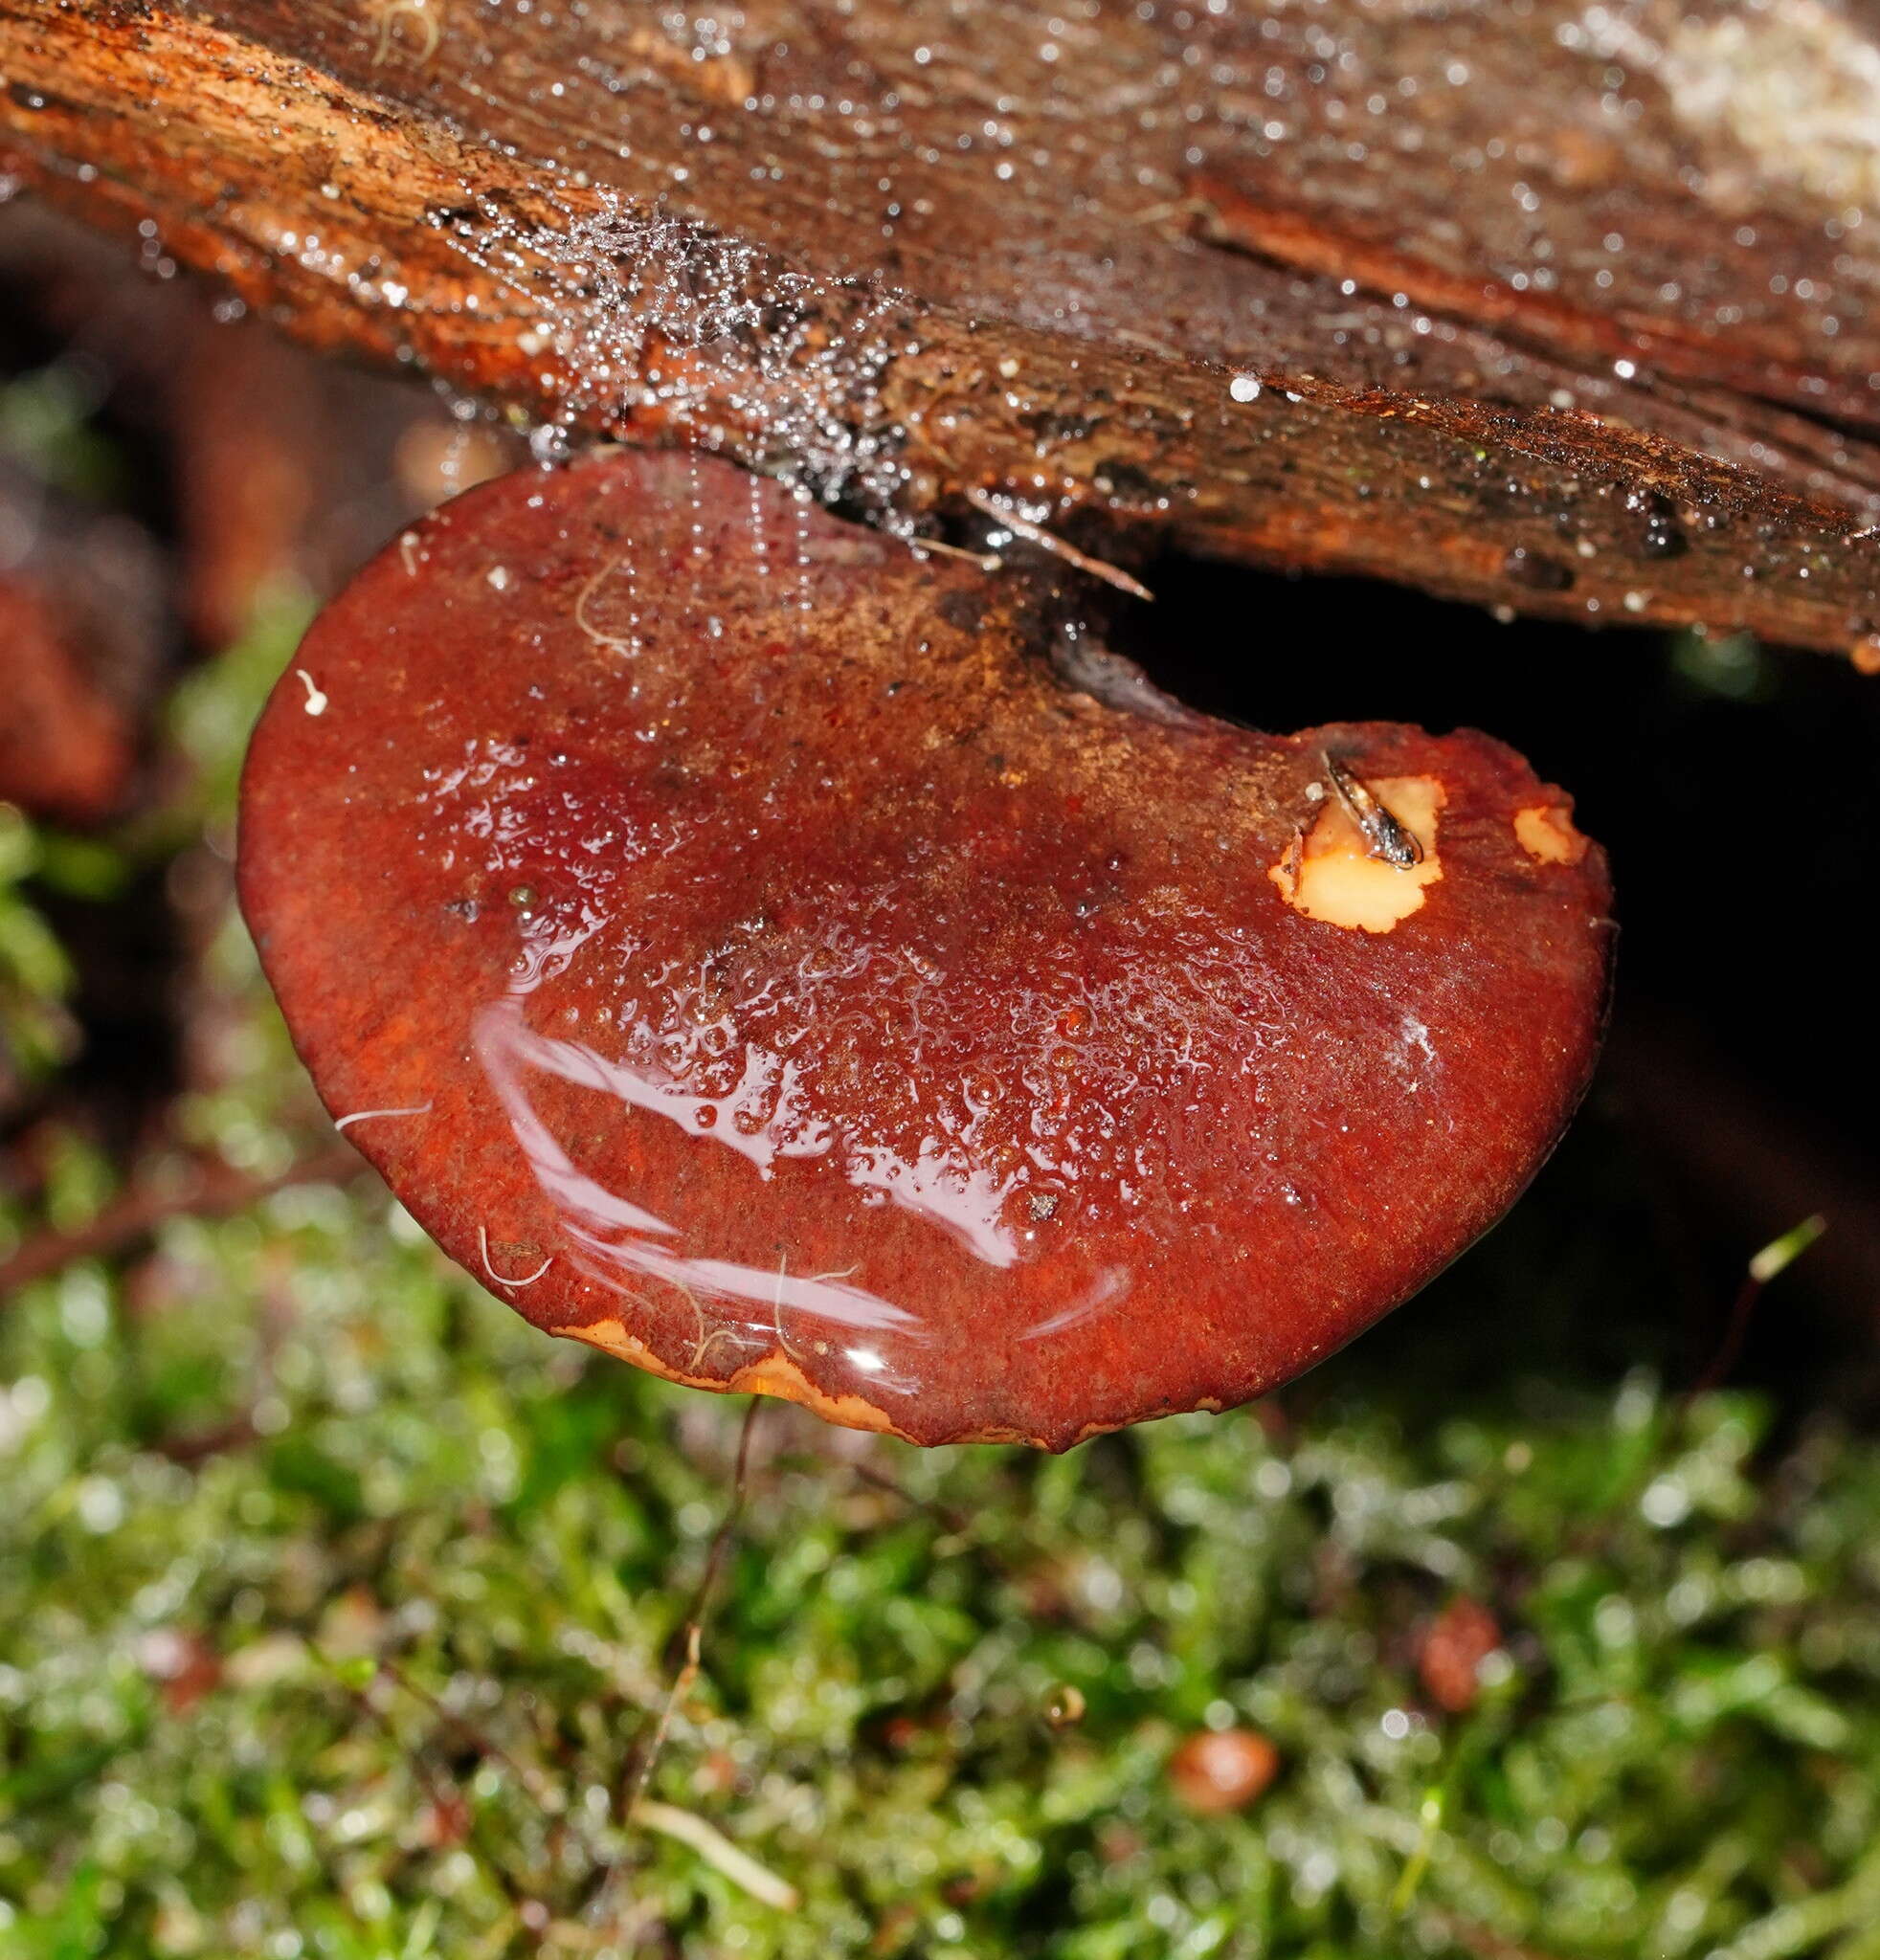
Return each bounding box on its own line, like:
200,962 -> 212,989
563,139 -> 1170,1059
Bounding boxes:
4,0 -> 1880,657
0,1144 -> 362,1299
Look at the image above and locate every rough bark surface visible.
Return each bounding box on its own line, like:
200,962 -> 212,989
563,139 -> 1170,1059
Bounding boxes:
5,0 -> 1880,657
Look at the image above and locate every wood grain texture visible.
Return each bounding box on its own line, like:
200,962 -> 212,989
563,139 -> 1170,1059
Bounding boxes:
4,0 -> 1880,655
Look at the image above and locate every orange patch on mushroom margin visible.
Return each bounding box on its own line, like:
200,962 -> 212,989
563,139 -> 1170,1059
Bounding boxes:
562,1313 -> 916,1439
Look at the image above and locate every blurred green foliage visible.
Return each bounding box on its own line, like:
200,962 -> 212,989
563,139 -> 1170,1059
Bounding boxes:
0,364 -> 123,505
7,1156 -> 1880,1960
0,803 -> 78,1094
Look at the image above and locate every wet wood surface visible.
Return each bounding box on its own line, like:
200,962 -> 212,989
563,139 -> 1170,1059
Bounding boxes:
4,0 -> 1880,657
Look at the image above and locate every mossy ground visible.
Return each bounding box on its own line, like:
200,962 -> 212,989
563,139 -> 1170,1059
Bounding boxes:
5,572 -> 1880,1960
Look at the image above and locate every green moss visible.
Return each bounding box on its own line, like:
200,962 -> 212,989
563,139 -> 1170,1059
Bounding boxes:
7,1190 -> 1880,1960
3,629 -> 1879,1960
0,803 -> 78,1091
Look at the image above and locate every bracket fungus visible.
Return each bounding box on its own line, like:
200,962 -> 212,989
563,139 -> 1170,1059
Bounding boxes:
237,450 -> 1612,1449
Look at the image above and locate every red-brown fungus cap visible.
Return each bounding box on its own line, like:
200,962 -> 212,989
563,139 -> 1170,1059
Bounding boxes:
237,449 -> 1612,1449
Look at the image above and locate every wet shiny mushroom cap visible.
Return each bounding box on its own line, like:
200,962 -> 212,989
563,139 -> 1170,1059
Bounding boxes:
237,448 -> 1612,1448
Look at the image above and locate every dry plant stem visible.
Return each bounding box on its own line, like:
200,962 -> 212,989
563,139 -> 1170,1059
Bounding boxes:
377,1657 -> 560,1812
633,1800 -> 800,1913
672,1397 -> 769,1666
960,487 -> 1156,602
907,535 -> 1003,572
6,2 -> 1880,654
846,1465 -> 1035,1594
851,1460 -> 970,1535
1680,1216 -> 1828,1415
347,1680 -> 555,1942
624,1622 -> 702,1827
596,1396 -> 765,1919
1610,1021 -> 1880,1346
1684,1269 -> 1775,1413
0,1143 -> 362,1301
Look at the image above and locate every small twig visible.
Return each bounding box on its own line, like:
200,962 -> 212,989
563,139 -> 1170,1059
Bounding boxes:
1682,1214 -> 1828,1412
376,1658 -> 561,1810
961,486 -> 1154,601
627,1622 -> 704,1831
851,1462 -> 972,1537
344,1677 -> 551,1947
593,1399 -> 766,1925
1124,195 -> 1211,231
0,1144 -> 362,1301
634,1799 -> 799,1911
666,1396 -> 766,1702
347,1676 -> 460,1825
155,1411 -> 262,1466
907,534 -> 1003,572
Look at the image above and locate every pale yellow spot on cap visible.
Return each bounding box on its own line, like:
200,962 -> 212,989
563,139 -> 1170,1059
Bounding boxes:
1513,803 -> 1587,865
1269,775 -> 1444,932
